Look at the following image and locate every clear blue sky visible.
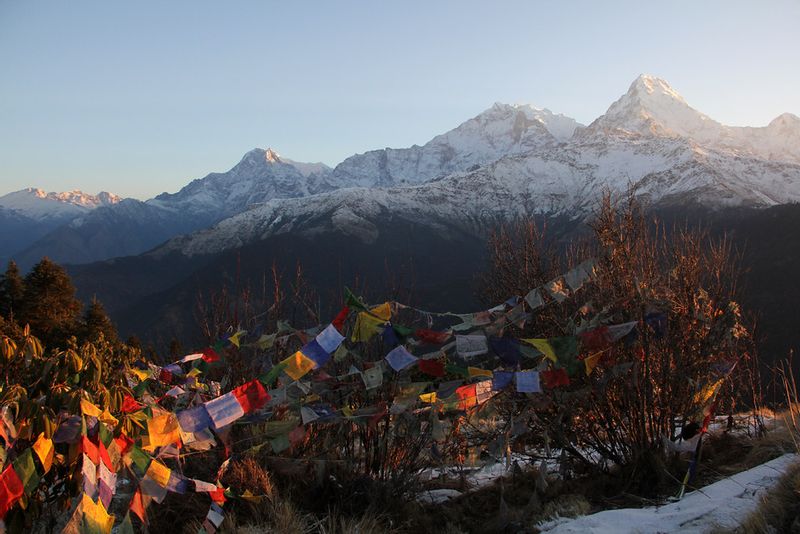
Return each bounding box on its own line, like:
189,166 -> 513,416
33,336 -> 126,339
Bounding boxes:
1,0 -> 798,199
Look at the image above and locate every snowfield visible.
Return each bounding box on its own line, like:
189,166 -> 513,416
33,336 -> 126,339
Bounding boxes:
538,453 -> 798,534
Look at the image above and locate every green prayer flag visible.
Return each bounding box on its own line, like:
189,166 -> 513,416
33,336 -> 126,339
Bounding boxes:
344,287 -> 368,312
445,363 -> 470,378
550,336 -> 582,376
392,324 -> 414,340
129,446 -> 151,476
259,362 -> 288,387
12,448 -> 39,495
270,433 -> 290,453
117,513 -> 135,534
98,422 -> 113,447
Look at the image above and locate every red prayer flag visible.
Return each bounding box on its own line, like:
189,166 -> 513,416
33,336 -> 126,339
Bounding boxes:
202,347 -> 220,363
417,358 -> 446,377
579,326 -> 611,352
414,329 -> 451,345
541,368 -> 570,388
232,380 -> 270,413
81,436 -> 100,465
121,394 -> 143,413
331,306 -> 350,332
99,441 -> 114,471
209,487 -> 226,504
456,384 -> 478,410
129,489 -> 147,523
0,465 -> 24,518
158,369 -> 174,384
114,434 -> 134,456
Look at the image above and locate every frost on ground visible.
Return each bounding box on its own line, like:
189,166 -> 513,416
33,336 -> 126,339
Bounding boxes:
538,453 -> 798,534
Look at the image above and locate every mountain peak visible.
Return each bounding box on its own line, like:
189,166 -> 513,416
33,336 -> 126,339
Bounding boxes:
628,74 -> 687,104
264,148 -> 281,162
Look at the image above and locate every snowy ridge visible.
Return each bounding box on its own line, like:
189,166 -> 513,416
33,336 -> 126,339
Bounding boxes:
146,147 -> 334,218
0,188 -> 120,221
11,74 -> 800,265
327,103 -> 583,188
157,132 -> 800,258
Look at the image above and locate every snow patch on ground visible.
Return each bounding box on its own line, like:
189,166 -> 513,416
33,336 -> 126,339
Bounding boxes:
539,453 -> 798,534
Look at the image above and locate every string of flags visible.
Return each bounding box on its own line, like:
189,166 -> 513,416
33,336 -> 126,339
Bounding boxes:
0,257 -> 734,533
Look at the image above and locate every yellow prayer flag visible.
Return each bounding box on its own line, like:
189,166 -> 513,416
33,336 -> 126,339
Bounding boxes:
370,302 -> 392,321
129,367 -> 150,382
147,413 -> 181,449
351,312 -> 386,342
33,432 -> 54,474
521,338 -> 557,362
468,367 -> 493,378
146,459 -> 171,487
584,353 -> 603,376
228,330 -> 245,348
419,392 -> 438,403
80,399 -> 103,418
282,351 -> 316,381
99,408 -> 118,427
82,492 -> 115,534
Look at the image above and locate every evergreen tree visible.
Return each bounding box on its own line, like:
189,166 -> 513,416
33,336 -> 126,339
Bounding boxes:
19,257 -> 82,346
0,260 -> 25,321
81,297 -> 118,343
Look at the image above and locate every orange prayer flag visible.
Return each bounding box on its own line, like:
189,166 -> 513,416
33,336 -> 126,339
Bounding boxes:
32,433 -> 54,474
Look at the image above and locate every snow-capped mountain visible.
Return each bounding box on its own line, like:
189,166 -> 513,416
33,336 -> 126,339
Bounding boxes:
147,148 -> 334,218
0,188 -> 120,221
12,74 -> 800,269
585,75 -> 800,165
327,103 -> 582,188
152,75 -> 800,258
11,149 -> 334,267
0,188 -> 122,264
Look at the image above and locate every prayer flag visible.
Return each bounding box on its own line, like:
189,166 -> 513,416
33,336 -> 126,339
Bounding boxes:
300,340 -> 331,368
281,351 -> 316,381
456,384 -> 478,410
417,358 -> 445,377
491,371 -> 514,391
361,366 -> 383,389
468,367 -> 493,378
415,328 -> 451,345
456,334 -> 488,359
521,338 -> 557,362
524,288 -> 545,310
331,306 -> 350,331
32,432 -> 54,474
147,413 -> 181,449
177,405 -> 212,434
80,399 -> 103,418
12,449 -> 38,495
121,394 -> 143,413
0,465 -> 23,518
489,336 -> 520,365
232,380 -> 270,413
316,324 -> 345,353
584,352 -> 604,375
541,368 -> 570,388
146,460 -> 171,488
129,489 -> 146,523
515,370 -> 541,393
579,326 -> 611,351
204,392 -> 245,430
385,346 -> 418,372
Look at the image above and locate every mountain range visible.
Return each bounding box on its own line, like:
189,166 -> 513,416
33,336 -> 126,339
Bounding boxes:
3,75 -> 799,360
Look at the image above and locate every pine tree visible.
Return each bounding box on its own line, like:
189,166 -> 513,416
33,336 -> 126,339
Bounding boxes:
19,257 -> 82,346
0,260 -> 25,321
81,297 -> 118,343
